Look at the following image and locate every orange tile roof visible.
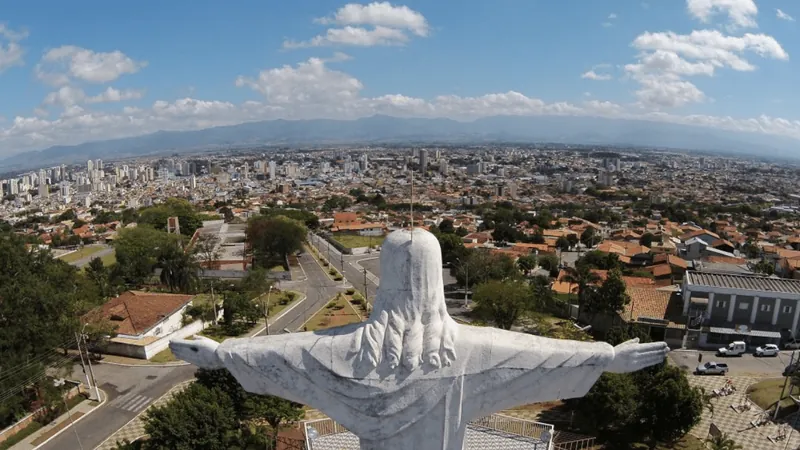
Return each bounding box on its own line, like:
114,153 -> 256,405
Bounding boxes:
622,287 -> 673,321
653,253 -> 688,269
85,291 -> 194,336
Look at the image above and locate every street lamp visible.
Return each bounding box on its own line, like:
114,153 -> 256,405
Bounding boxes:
454,257 -> 469,308
264,286 -> 275,336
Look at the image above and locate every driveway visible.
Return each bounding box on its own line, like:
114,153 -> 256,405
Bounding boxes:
670,349 -> 793,377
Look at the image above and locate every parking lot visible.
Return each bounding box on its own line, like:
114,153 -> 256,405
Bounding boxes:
669,349 -> 798,377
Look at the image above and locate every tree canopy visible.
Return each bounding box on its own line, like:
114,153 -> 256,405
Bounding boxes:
137,198 -> 203,236
472,279 -> 537,329
247,215 -> 307,267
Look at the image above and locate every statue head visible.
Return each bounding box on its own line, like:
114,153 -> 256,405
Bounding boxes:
354,228 -> 457,374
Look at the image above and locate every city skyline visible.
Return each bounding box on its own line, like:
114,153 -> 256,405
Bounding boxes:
1,0 -> 799,156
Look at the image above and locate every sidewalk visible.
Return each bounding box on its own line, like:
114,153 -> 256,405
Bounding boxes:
95,381 -> 192,450
10,389 -> 105,450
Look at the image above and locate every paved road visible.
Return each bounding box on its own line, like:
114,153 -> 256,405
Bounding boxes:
255,252 -> 346,335
39,363 -> 196,450
669,349 -> 799,377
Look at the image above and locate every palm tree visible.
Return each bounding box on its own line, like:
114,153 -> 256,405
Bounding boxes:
158,244 -> 200,293
562,265 -> 601,320
706,433 -> 742,450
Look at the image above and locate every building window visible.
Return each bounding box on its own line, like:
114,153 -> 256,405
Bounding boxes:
761,304 -> 772,312
715,300 -> 727,308
739,303 -> 749,310
783,305 -> 793,314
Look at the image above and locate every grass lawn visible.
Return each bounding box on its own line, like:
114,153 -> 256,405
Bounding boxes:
332,233 -> 385,249
150,348 -> 178,363
99,250 -> 116,266
306,293 -> 363,331
256,290 -> 302,320
747,378 -> 796,411
0,421 -> 43,450
655,434 -> 706,450
58,246 -> 105,263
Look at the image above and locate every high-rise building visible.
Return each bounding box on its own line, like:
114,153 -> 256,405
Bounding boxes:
269,161 -> 276,179
242,162 -> 249,179
38,169 -> 49,198
420,149 -> 428,174
190,175 -> 197,189
439,159 -> 448,175
87,160 -> 94,172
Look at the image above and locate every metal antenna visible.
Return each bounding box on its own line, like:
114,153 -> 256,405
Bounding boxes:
410,168 -> 414,241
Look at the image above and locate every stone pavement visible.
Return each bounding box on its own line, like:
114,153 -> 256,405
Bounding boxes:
10,390 -> 102,450
95,380 -> 192,450
687,374 -> 800,449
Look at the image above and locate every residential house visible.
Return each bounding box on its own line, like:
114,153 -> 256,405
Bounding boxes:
85,291 -> 209,360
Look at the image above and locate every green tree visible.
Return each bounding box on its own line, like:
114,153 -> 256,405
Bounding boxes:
472,279 -> 536,330
562,265 -> 602,319
247,215 -> 307,267
639,232 -> 655,248
577,250 -> 621,271
635,364 -> 703,447
706,433 -> 743,450
138,198 -> 203,236
580,227 -> 597,248
604,325 -> 651,346
516,254 -> 537,275
753,259 -> 774,275
438,219 -> 455,234
435,232 -> 466,266
537,254 -> 560,277
85,256 -> 114,298
193,233 -> 221,268
158,244 -> 200,293
113,226 -> 180,287
566,233 -> 579,249
576,373 -> 639,443
590,268 -> 630,318
454,251 -> 517,287
555,236 -> 571,251
144,383 -> 239,450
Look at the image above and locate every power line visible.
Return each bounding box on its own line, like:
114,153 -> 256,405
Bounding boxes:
0,338 -> 76,384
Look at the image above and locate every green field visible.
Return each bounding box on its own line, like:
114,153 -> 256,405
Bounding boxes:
99,250 -> 116,266
306,294 -> 362,331
332,233 -> 385,249
58,246 -> 106,263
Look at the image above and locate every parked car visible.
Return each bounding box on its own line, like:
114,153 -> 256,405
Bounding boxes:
718,341 -> 746,356
755,344 -> 780,357
695,362 -> 730,375
784,338 -> 800,350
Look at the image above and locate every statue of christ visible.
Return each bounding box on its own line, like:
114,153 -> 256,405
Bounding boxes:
171,228 -> 668,450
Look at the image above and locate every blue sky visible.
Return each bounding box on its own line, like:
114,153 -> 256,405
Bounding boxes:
0,0 -> 798,155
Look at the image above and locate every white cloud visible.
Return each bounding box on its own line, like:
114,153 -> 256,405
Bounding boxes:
777,9 -> 795,22
582,70 -> 612,81
687,0 -> 758,29
35,45 -> 147,86
602,22 -> 613,28
86,87 -> 144,104
3,56 -> 800,156
283,26 -> 409,48
43,86 -> 144,107
0,23 -> 27,73
315,2 -> 429,36
608,13 -> 618,19
286,2 -> 428,49
623,29 -> 788,108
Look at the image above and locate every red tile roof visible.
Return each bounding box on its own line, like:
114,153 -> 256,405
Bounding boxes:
85,291 -> 194,336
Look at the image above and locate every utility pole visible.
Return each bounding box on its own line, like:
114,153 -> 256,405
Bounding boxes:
74,332 -> 91,391
464,263 -> 469,308
264,286 -> 273,335
363,267 -> 369,304
80,325 -> 101,401
776,351 -> 796,420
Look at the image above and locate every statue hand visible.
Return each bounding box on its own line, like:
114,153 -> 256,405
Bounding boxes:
169,336 -> 225,369
606,339 -> 669,374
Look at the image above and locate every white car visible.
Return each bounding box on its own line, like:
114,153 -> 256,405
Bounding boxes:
755,344 -> 780,357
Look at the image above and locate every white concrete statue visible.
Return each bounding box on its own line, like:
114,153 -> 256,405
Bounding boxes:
171,228 -> 669,450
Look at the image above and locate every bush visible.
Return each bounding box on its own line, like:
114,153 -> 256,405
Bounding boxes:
327,301 -> 337,309
328,268 -> 337,275
352,293 -> 364,302
334,275 -> 343,281
322,261 -> 329,267
346,288 -> 355,295
351,297 -> 364,306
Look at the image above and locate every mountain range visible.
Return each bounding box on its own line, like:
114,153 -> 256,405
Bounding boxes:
2,115 -> 798,170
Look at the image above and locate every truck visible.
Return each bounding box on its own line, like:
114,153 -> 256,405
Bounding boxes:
717,341 -> 746,356
695,361 -> 730,375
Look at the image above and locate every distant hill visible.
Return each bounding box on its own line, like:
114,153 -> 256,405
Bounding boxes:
2,114 -> 797,170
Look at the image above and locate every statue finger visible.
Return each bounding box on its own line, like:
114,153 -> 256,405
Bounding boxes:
439,317 -> 457,367
358,310 -> 388,368
383,310 -> 405,369
402,320 -> 424,370
422,311 -> 443,368
637,342 -> 669,352
621,338 -> 640,346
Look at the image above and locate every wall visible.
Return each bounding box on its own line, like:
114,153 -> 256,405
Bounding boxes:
0,382 -> 82,444
104,319 -> 211,360
144,305 -> 189,338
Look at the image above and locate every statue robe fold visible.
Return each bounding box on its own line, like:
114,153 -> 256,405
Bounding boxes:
216,323 -> 614,450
